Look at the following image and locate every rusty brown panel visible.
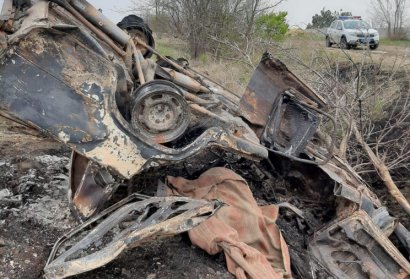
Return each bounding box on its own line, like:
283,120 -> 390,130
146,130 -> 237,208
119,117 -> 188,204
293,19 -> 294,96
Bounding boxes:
239,54 -> 327,128
69,152 -> 108,219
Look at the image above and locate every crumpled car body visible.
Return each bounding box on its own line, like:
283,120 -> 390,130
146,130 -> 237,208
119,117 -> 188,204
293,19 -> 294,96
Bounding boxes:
1,1 -> 409,278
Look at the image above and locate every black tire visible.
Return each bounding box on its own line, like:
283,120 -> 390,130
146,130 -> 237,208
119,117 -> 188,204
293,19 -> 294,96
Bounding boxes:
326,36 -> 332,47
117,15 -> 155,58
370,44 -> 379,50
340,36 -> 351,50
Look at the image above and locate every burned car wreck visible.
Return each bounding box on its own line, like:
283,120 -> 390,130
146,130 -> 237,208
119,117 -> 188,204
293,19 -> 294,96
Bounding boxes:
0,0 -> 409,278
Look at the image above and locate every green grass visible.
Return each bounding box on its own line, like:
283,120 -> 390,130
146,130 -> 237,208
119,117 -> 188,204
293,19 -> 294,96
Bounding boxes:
286,30 -> 323,42
155,37 -> 190,59
380,38 -> 410,47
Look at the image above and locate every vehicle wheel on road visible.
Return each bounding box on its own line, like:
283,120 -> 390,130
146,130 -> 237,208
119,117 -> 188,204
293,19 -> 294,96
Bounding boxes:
340,37 -> 351,50
326,36 -> 332,47
370,44 -> 379,50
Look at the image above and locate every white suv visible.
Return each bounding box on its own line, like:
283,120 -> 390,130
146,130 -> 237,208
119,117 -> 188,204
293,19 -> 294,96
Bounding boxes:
326,17 -> 380,50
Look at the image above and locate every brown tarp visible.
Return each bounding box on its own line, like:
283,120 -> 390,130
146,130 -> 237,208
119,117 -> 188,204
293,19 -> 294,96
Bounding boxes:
166,167 -> 292,279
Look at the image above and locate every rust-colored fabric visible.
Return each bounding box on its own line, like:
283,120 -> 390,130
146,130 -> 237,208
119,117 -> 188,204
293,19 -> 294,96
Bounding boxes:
166,167 -> 292,279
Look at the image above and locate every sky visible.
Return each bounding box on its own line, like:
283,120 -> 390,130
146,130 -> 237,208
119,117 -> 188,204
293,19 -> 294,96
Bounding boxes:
88,0 -> 374,28
276,0 -> 373,28
87,0 -> 132,24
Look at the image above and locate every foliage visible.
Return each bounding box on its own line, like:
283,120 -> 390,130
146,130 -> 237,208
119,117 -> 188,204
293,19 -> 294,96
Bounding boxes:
256,12 -> 289,41
307,8 -> 336,29
306,8 -> 352,29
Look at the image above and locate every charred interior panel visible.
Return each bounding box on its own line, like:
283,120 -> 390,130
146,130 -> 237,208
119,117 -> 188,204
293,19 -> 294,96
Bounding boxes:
262,94 -> 320,156
239,53 -> 331,158
0,1 -> 409,279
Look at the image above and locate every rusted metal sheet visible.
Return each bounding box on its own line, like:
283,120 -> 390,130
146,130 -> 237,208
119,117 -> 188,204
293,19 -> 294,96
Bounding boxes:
238,53 -> 329,157
240,52 -> 326,128
69,151 -> 119,219
44,194 -> 222,278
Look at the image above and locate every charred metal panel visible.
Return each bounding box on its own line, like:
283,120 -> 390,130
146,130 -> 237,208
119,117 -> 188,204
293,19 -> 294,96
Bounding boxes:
0,28 -> 149,177
239,53 -> 326,128
0,45 -> 108,143
310,211 -> 410,279
44,194 -> 222,279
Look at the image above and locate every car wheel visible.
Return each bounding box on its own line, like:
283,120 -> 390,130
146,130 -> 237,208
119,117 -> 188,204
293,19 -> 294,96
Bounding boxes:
326,36 -> 332,47
370,44 -> 379,50
340,37 -> 351,50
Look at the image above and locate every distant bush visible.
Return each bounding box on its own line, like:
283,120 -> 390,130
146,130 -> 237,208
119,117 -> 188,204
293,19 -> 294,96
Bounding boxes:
256,12 -> 289,41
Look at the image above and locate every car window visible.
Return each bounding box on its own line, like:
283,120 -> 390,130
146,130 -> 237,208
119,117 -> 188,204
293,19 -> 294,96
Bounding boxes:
343,20 -> 371,29
336,22 -> 342,30
330,22 -> 335,29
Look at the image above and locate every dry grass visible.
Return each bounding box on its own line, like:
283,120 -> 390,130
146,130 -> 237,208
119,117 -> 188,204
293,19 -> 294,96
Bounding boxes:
154,34 -> 254,94
154,33 -> 410,113
190,60 -> 252,96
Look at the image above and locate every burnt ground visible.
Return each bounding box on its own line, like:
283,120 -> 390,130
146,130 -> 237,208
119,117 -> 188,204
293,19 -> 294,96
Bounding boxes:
1,118 -> 409,279
0,119 -> 233,279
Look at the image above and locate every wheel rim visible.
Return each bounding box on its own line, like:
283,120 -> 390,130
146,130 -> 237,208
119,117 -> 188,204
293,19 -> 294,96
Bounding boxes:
341,38 -> 346,49
130,81 -> 190,143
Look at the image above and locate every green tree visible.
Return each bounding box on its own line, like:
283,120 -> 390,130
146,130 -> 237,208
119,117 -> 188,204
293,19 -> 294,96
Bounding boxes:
307,8 -> 353,29
256,11 -> 289,41
307,8 -> 336,29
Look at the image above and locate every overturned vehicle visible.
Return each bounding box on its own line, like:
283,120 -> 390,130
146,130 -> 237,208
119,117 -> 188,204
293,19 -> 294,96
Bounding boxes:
1,1 -> 409,278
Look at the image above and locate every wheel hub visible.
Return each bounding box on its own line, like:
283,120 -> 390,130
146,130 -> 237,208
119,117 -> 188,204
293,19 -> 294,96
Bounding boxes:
131,81 -> 189,143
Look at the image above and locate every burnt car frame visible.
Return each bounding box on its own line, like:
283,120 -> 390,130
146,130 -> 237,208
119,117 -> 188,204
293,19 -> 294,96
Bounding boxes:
0,1 -> 409,278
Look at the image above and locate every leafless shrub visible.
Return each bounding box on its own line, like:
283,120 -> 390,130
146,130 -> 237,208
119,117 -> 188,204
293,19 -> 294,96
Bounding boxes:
371,0 -> 409,39
126,0 -> 285,59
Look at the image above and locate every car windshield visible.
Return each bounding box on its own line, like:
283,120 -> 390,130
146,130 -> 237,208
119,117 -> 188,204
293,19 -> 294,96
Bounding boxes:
343,20 -> 371,29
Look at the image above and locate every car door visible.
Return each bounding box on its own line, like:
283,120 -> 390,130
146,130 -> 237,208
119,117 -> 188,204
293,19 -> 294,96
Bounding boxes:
334,21 -> 343,44
329,21 -> 337,43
